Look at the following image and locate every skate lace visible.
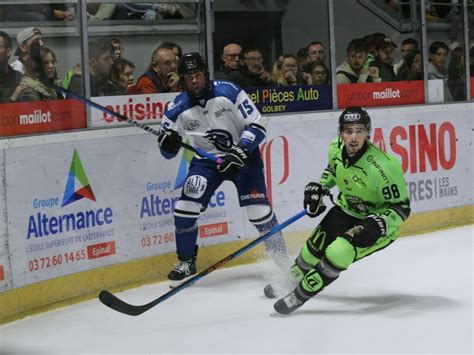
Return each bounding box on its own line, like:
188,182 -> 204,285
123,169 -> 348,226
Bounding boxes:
283,292 -> 302,308
173,260 -> 192,274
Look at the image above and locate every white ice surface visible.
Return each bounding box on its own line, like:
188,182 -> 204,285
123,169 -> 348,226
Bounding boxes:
0,225 -> 472,355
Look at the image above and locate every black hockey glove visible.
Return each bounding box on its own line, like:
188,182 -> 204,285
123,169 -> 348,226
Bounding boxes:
351,214 -> 387,248
303,182 -> 328,218
157,128 -> 182,154
217,145 -> 249,177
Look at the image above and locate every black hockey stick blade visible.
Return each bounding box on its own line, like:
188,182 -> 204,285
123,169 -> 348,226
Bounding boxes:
98,209 -> 307,316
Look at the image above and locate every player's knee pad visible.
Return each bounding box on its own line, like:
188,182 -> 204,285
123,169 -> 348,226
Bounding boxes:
289,258 -> 309,282
298,243 -> 321,269
174,200 -> 202,218
324,236 -> 356,270
246,204 -> 273,230
174,200 -> 201,232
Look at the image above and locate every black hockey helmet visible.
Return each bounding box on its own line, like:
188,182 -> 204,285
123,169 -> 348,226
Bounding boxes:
338,106 -> 371,133
178,52 -> 210,98
178,52 -> 209,77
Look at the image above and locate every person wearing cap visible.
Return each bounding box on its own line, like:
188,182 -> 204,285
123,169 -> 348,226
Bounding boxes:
372,36 -> 398,82
268,107 -> 410,315
11,27 -> 44,74
0,31 -> 24,103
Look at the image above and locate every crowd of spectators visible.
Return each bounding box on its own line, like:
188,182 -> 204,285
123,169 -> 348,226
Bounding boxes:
0,22 -> 472,106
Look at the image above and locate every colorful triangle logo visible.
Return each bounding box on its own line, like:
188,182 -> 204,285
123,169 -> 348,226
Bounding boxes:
62,149 -> 96,207
174,139 -> 194,190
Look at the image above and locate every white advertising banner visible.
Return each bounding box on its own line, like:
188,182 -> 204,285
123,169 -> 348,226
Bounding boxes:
266,104 -> 473,234
3,103 -> 473,289
90,93 -> 179,127
5,134 -> 246,288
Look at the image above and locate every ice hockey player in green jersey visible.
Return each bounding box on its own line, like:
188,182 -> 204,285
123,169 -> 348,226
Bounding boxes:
271,106 -> 411,315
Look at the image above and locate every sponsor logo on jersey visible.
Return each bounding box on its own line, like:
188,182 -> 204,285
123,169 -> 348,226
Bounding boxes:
366,155 -> 390,184
183,175 -> 207,198
240,189 -> 266,201
214,107 -> 232,118
185,120 -> 201,130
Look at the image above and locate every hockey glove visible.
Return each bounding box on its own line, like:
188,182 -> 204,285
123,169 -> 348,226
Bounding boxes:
351,214 -> 387,248
157,128 -> 182,154
217,145 -> 249,177
303,182 -> 328,218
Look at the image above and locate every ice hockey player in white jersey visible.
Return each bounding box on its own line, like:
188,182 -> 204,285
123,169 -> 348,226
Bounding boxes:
157,52 -> 288,287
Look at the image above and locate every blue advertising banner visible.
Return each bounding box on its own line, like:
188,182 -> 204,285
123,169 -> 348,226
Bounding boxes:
244,85 -> 332,114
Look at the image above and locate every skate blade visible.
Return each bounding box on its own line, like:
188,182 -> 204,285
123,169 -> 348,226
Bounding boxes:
168,274 -> 196,289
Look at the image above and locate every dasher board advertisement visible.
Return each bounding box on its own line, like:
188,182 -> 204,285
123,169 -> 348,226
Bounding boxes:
90,93 -> 178,127
337,80 -> 425,108
0,99 -> 86,137
5,134 -> 246,288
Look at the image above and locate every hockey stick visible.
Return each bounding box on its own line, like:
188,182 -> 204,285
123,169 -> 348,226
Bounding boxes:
56,87 -> 223,164
98,209 -> 307,316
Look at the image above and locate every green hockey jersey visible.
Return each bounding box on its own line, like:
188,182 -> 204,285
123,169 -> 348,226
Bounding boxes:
320,138 -> 410,233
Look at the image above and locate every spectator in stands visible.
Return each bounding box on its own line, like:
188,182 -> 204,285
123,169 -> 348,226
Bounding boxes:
307,61 -> 330,85
160,42 -> 183,61
127,46 -> 179,94
87,3 -> 116,20
109,58 -> 135,95
443,1 -> 474,49
296,47 -> 310,72
6,4 -> 73,21
109,36 -> 124,60
17,41 -> 62,102
393,38 -> 419,75
228,48 -> 273,88
271,54 -> 299,86
113,3 -> 184,20
64,36 -> 123,90
363,32 -> 386,57
11,27 -> 44,74
295,47 -> 312,85
396,49 -> 422,81
307,41 -> 326,65
428,41 -> 452,102
0,31 -> 23,103
336,38 -> 380,84
214,42 -> 242,81
68,39 -> 115,97
447,46 -> 466,101
372,36 -> 398,82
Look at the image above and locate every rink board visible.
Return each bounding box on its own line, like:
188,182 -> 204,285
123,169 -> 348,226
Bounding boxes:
0,102 -> 473,323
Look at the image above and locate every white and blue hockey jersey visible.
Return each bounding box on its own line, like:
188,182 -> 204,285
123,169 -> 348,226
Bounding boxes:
160,80 -> 266,156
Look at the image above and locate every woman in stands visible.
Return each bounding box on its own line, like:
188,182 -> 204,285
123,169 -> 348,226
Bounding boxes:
17,39 -> 62,102
396,49 -> 422,81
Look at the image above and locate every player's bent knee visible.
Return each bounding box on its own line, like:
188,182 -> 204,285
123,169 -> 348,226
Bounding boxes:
245,204 -> 272,224
325,237 -> 356,270
174,200 -> 202,217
